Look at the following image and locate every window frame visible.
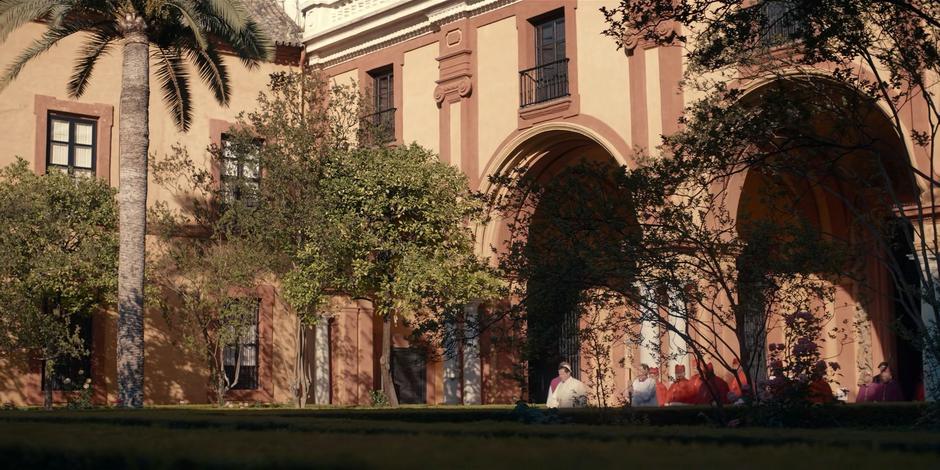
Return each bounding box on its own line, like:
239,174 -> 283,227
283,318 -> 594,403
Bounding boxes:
219,133 -> 262,208
223,298 -> 261,391
41,304 -> 94,392
532,11 -> 566,67
45,112 -> 97,177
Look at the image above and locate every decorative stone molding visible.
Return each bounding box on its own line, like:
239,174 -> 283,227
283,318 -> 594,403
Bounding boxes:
302,0 -> 518,67
434,75 -> 472,105
518,96 -> 573,124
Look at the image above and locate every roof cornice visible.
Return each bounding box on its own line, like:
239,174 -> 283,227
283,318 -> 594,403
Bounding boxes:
301,0 -> 518,68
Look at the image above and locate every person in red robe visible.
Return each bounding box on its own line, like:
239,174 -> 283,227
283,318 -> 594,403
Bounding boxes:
667,365 -> 700,405
650,367 -> 667,406
698,363 -> 730,405
808,377 -> 834,404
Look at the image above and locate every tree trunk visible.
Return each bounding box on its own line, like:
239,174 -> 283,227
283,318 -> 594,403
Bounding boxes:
116,25 -> 150,409
294,319 -> 308,408
380,315 -> 399,407
43,357 -> 53,411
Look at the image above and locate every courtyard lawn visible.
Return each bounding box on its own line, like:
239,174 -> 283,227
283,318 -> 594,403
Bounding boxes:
0,408 -> 938,469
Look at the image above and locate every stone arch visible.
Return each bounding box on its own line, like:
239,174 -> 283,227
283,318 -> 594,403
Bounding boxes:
476,124 -> 639,404
726,75 -> 922,400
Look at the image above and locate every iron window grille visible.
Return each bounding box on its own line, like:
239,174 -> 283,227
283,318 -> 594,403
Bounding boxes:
41,302 -> 93,391
361,66 -> 395,143
223,299 -> 260,390
46,113 -> 96,177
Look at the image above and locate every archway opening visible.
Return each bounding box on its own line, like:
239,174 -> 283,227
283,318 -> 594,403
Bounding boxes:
734,78 -> 921,400
497,130 -> 638,403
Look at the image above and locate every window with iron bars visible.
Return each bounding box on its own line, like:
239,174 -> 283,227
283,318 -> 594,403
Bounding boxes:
223,299 -> 260,390
361,66 -> 396,144
755,0 -> 804,47
42,300 -> 93,391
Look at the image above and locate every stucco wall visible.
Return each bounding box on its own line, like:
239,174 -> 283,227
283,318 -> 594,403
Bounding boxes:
402,43 -> 440,152
576,0 -> 631,149
0,22 -> 299,406
475,17 -> 519,178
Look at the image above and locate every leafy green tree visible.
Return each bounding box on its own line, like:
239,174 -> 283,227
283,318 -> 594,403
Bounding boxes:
215,70 -> 361,407
295,144 -> 502,406
601,0 -> 940,404
0,0 -> 271,407
0,158 -> 117,410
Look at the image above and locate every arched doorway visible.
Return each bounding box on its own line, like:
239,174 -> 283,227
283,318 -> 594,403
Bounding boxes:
485,127 -> 638,403
732,78 -> 921,400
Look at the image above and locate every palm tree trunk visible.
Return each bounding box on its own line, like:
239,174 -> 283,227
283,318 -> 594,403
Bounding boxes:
116,25 -> 150,409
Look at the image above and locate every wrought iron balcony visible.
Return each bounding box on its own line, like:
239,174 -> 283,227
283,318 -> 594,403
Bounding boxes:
519,58 -> 570,108
359,107 -> 396,144
755,0 -> 804,47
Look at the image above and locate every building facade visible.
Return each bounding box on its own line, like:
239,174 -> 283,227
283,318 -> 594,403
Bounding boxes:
0,0 -> 936,406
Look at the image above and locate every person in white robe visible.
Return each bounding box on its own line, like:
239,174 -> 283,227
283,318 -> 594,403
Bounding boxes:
546,361 -> 588,408
629,363 -> 658,407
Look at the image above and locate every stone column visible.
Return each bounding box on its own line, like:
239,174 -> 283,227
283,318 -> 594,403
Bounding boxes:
666,290 -> 689,376
462,302 -> 482,405
313,319 -> 331,405
443,319 -> 461,404
638,283 -> 660,370
921,255 -> 940,401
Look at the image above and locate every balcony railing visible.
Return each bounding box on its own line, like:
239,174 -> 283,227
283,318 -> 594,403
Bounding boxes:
756,1 -> 804,47
520,58 -> 570,108
358,107 -> 396,144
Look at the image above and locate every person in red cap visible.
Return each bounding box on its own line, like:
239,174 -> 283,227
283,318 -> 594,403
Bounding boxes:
546,361 -> 588,408
650,367 -> 667,406
666,364 -> 699,405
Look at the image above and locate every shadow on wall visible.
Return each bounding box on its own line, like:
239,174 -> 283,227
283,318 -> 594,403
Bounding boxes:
0,352 -> 37,406
144,307 -> 212,405
330,307 -> 375,406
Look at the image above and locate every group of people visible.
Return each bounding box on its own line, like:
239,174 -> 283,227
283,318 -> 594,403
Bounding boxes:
628,362 -> 740,407
546,358 -> 913,408
856,362 -> 910,402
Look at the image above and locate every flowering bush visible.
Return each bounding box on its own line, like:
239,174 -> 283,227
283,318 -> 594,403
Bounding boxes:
761,311 -> 839,407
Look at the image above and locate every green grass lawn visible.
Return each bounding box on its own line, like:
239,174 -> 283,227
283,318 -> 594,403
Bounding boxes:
0,407 -> 938,469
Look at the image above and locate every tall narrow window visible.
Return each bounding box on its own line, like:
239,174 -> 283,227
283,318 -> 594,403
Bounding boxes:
363,66 -> 395,143
535,14 -> 565,67
521,11 -> 569,107
47,114 -> 96,177
223,299 -> 260,390
42,305 -> 93,391
220,134 -> 261,208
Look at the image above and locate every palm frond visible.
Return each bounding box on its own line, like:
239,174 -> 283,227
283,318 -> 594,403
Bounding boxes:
165,0 -> 209,50
0,18 -> 103,92
0,0 -> 58,43
186,44 -> 230,106
153,46 -> 193,132
67,26 -> 119,98
204,0 -> 247,33
211,18 -> 272,69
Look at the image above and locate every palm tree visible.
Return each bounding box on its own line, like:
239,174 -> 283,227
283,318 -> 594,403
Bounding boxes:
0,0 -> 271,408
